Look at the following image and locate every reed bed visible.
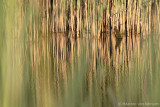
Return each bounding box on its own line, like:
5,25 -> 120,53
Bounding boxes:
29,0 -> 158,38
0,0 -> 160,107
3,0 -> 157,38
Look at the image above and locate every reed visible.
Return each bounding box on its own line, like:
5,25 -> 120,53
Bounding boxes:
8,0 -> 156,38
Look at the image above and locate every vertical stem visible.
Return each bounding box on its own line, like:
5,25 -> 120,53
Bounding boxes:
85,0 -> 88,33
66,0 -> 71,36
148,1 -> 149,34
103,8 -> 106,33
74,0 -> 77,39
109,0 -> 112,57
102,0 -> 107,34
125,0 -> 128,36
140,9 -> 141,34
49,0 -> 53,26
125,0 -> 128,65
81,0 -> 85,29
135,0 -> 137,34
47,0 -> 49,34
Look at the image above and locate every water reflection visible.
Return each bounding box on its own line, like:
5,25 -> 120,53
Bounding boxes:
1,6 -> 160,107
16,29 -> 159,107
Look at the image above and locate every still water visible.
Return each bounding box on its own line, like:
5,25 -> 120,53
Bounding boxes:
1,3 -> 160,106
1,30 -> 160,107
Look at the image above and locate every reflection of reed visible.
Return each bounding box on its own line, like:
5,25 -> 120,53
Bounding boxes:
2,25 -> 159,107
26,29 -> 154,105
1,0 -> 160,107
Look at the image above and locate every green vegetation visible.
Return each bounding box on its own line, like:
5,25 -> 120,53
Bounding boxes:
0,0 -> 160,107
